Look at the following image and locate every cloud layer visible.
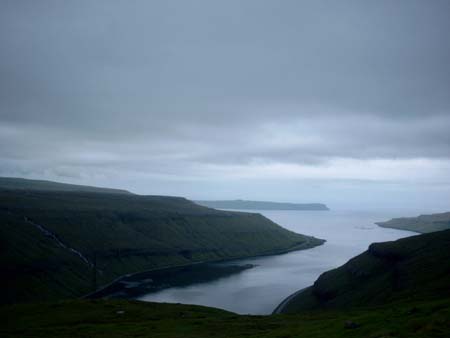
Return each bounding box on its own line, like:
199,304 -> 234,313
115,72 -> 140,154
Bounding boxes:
1,1 -> 449,209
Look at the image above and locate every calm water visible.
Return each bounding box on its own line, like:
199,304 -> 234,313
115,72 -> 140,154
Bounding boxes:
138,209 -> 420,314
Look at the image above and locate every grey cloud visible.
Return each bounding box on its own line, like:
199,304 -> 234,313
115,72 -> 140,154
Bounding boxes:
2,1 -> 450,127
1,1 -> 450,207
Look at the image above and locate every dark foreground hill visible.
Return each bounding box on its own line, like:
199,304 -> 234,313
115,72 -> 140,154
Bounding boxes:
195,199 -> 329,210
278,230 -> 450,313
376,211 -> 450,233
0,178 -> 323,304
2,295 -> 449,337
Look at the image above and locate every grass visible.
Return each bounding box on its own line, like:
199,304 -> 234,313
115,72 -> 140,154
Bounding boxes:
0,177 -> 131,194
1,298 -> 449,338
280,230 -> 450,313
376,212 -> 450,233
1,180 -> 449,337
0,178 -> 324,303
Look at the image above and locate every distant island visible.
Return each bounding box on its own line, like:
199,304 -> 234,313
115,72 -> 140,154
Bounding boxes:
195,200 -> 329,211
376,211 -> 450,233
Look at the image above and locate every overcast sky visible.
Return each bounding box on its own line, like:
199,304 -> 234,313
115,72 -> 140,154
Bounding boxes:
1,0 -> 449,210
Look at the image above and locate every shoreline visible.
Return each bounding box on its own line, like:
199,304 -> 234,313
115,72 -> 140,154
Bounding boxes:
272,287 -> 308,314
83,237 -> 325,300
272,223 -> 420,314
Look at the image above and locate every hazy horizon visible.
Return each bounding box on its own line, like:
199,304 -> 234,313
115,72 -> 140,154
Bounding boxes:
1,1 -> 450,210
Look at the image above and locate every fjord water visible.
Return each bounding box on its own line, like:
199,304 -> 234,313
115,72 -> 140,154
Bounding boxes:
138,209 -> 419,314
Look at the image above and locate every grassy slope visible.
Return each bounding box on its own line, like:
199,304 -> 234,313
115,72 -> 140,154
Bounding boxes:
1,298 -> 449,338
2,210 -> 449,338
376,212 -> 450,233
0,182 -> 323,304
279,230 -> 450,313
0,177 -> 130,194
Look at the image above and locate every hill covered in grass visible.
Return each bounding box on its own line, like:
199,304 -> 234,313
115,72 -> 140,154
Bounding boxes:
195,199 -> 329,210
376,212 -> 450,233
2,297 -> 449,338
0,177 -> 131,194
277,230 -> 450,313
0,178 -> 324,304
2,214 -> 449,338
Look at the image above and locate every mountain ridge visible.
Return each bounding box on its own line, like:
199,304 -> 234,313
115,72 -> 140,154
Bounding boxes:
0,176 -> 131,194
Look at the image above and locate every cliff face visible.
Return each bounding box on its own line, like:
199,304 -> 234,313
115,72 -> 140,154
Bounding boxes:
279,230 -> 450,313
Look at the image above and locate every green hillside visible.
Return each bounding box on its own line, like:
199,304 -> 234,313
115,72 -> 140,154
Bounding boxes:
0,178 -> 323,304
278,230 -> 450,313
376,212 -> 450,233
0,177 -> 131,194
2,218 -> 449,338
2,297 -> 449,338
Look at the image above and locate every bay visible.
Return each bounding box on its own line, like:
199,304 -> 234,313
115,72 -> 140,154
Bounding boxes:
138,209 -> 420,314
